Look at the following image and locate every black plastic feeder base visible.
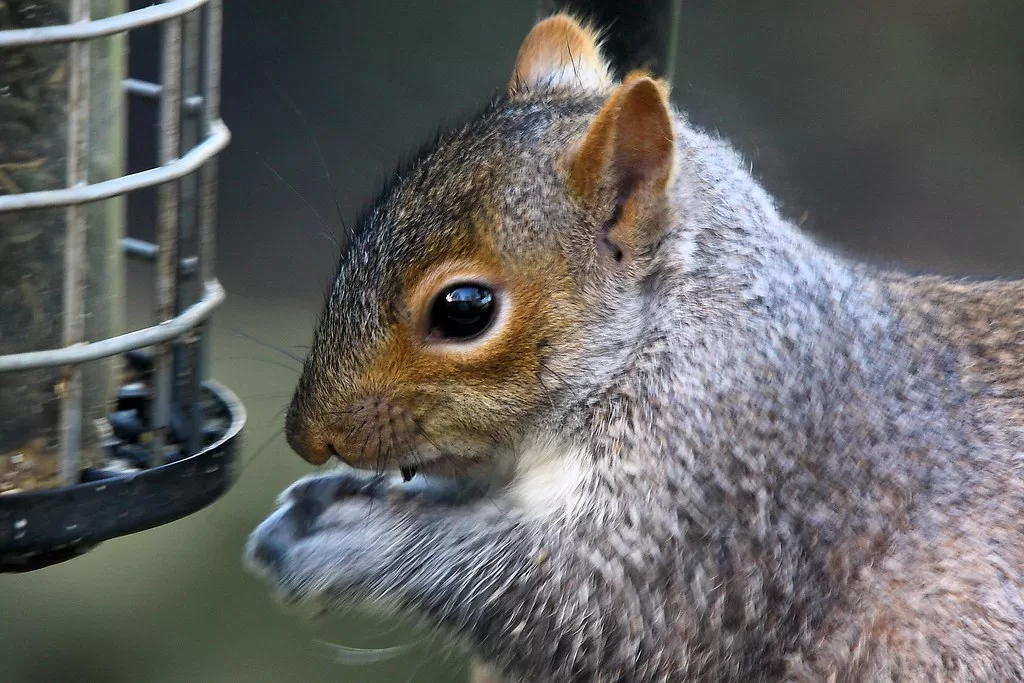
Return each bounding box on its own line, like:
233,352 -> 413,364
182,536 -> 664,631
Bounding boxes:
0,380 -> 245,573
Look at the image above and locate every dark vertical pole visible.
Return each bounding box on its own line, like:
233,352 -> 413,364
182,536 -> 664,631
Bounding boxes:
60,0 -> 92,485
537,0 -> 682,83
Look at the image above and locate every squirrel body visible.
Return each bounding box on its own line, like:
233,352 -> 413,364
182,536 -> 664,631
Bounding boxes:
246,15 -> 1024,681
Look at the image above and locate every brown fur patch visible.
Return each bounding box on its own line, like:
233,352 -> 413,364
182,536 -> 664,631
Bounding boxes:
332,209 -> 577,470
509,13 -> 610,93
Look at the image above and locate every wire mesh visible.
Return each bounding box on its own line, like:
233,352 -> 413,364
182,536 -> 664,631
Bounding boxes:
0,0 -> 229,491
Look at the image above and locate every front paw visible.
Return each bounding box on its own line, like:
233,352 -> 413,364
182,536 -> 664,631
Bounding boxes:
244,469 -> 490,609
244,471 -> 404,606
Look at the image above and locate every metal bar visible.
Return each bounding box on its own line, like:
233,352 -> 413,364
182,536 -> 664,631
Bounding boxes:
179,13 -> 202,303
665,0 -> 682,85
195,0 -> 223,453
0,121 -> 229,213
59,0 -> 92,487
198,0 -> 220,286
122,78 -> 203,113
0,281 -> 225,373
152,12 -> 184,467
0,0 -> 210,48
120,236 -> 160,260
121,237 -> 198,275
178,8 -> 202,456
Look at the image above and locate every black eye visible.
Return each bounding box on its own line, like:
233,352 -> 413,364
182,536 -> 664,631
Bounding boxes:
429,284 -> 496,340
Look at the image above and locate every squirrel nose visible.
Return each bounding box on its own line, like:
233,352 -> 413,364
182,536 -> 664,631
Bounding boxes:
285,401 -> 338,466
285,427 -> 335,466
286,395 -> 415,469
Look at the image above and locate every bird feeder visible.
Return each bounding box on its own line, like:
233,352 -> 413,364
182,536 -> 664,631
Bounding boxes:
0,0 -> 244,572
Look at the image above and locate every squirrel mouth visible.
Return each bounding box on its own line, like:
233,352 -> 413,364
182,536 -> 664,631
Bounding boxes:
368,467 -> 495,506
327,445 -> 503,504
338,452 -> 503,505
391,448 -> 488,482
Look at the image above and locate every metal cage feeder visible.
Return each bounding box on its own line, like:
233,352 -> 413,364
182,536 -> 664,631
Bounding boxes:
0,0 -> 244,573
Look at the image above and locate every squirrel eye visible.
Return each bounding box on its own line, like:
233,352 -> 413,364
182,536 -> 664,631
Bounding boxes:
429,284 -> 496,340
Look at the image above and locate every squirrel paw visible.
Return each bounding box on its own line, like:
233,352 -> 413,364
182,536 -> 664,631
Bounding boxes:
244,469 -> 495,609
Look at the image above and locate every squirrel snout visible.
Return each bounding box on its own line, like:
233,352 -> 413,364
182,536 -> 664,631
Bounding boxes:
284,406 -> 334,466
285,395 -> 421,470
284,396 -> 338,466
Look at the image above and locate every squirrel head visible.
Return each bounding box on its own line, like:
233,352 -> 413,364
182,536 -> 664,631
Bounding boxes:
286,14 -> 677,478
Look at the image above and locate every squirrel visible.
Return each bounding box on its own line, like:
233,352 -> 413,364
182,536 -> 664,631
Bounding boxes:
245,13 -> 1024,682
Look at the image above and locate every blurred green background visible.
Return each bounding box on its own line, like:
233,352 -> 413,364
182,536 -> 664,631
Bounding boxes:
3,1 -> 1024,681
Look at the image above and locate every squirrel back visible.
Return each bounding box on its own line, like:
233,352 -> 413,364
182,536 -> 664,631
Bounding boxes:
248,14 -> 1024,682
886,274 -> 1024,443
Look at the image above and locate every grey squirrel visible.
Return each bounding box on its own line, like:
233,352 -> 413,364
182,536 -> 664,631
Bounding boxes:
245,14 -> 1024,682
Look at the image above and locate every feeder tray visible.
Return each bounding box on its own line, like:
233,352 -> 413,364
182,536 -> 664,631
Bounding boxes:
0,378 -> 244,573
0,0 -> 244,572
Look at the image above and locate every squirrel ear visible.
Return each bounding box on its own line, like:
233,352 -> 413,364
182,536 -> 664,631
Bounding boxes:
509,14 -> 612,94
567,73 -> 676,256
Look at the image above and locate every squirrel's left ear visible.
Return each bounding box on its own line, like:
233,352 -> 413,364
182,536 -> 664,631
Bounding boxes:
566,72 -> 676,260
509,14 -> 612,94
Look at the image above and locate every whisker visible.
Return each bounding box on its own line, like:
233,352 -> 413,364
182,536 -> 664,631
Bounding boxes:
246,426 -> 287,467
565,38 -> 581,86
314,638 -> 423,667
408,415 -> 450,462
201,426 -> 285,524
370,428 -> 396,515
322,408 -> 362,417
537,370 -> 557,413
344,416 -> 371,445
241,396 -> 291,409
540,358 -> 573,390
255,151 -> 339,249
217,356 -> 301,375
228,327 -> 304,365
264,69 -> 352,241
402,641 -> 438,683
396,419 -> 420,471
271,400 -> 291,423
240,390 -> 291,400
359,425 -> 374,473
